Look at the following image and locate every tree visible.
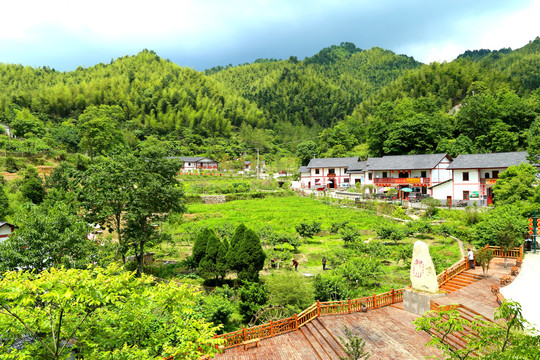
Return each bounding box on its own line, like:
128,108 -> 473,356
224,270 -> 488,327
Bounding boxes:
198,229 -> 222,281
339,326 -> 370,360
472,205 -> 526,248
0,183 -> 9,220
78,105 -> 126,160
20,166 -> 46,204
10,108 -> 45,138
0,201 -> 97,272
238,282 -> 269,323
492,163 -> 537,207
234,228 -> 266,283
80,152 -> 185,274
414,301 -> 540,359
475,246 -> 494,277
192,228 -> 212,265
0,264 -> 221,359
295,221 -> 322,239
265,272 -> 315,314
296,140 -> 318,166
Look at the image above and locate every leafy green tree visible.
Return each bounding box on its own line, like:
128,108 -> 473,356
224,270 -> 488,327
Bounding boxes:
313,273 -> 348,301
0,201 -> 96,272
414,301 -> 540,359
296,140 -> 318,166
10,108 -> 45,138
472,205 -> 526,248
226,223 -> 247,270
0,183 -> 9,221
78,105 -> 126,160
0,264 -> 221,359
340,225 -> 361,245
81,152 -> 185,274
20,166 -> 46,204
265,272 -> 315,314
336,257 -> 382,288
492,163 -> 537,207
238,282 -> 269,323
295,221 -> 322,239
475,246 -> 494,277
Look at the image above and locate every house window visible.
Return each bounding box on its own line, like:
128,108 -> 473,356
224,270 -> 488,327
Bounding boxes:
328,168 -> 335,174
421,171 -> 427,178
344,178 -> 349,183
382,171 -> 387,178
492,171 -> 499,179
485,173 -> 490,179
315,169 -> 320,175
463,191 -> 470,200
462,172 -> 469,181
368,173 -> 373,180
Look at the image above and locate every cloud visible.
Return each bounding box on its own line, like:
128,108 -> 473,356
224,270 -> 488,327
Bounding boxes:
0,0 -> 537,70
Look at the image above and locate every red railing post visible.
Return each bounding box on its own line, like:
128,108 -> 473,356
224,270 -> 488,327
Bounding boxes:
445,269 -> 448,283
270,320 -> 274,337
243,327 -> 246,342
373,294 -> 377,309
391,288 -> 395,304
317,300 -> 320,317
348,298 -> 351,314
520,244 -> 523,260
294,314 -> 298,330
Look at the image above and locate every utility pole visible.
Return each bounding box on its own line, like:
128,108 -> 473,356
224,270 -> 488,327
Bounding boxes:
257,148 -> 260,179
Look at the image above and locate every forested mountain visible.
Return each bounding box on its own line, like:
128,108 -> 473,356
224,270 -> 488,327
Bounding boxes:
0,38 -> 539,163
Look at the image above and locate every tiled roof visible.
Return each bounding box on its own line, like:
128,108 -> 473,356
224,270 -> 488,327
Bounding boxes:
306,157 -> 359,169
366,154 -> 450,171
167,156 -> 204,162
297,166 -> 309,173
346,161 -> 367,173
447,152 -> 530,169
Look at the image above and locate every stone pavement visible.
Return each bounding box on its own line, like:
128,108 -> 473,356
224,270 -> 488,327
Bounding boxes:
500,251 -> 540,331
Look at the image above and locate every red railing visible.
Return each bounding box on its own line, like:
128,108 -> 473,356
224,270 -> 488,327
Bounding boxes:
373,177 -> 430,185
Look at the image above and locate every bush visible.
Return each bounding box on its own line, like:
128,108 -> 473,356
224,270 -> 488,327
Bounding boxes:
376,223 -> 404,243
339,226 -> 360,245
295,221 -> 322,239
265,272 -> 314,314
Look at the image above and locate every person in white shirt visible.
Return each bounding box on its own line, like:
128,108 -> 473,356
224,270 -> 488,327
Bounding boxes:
467,248 -> 475,269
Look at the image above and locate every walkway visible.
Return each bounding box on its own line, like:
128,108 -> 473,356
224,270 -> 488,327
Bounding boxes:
500,251 -> 540,330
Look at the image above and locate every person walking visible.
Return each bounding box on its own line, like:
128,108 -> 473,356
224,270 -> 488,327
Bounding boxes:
292,259 -> 298,271
322,257 -> 327,270
468,248 -> 475,269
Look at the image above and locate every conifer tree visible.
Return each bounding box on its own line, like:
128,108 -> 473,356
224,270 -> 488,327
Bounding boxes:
226,223 -> 247,269
192,228 -> 211,265
198,230 -> 221,280
235,228 -> 266,283
216,238 -> 229,280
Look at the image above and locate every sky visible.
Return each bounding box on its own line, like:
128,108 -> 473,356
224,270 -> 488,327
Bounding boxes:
0,0 -> 539,72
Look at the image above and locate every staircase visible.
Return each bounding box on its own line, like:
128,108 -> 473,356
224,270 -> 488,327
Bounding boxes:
426,304 -> 491,351
440,271 -> 484,293
300,318 -> 347,360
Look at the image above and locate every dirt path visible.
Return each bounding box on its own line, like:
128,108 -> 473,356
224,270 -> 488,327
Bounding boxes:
500,252 -> 540,331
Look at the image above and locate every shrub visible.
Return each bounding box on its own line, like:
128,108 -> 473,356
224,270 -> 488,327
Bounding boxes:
295,221 -> 322,239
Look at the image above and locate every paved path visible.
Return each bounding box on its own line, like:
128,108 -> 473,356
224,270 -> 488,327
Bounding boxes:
500,252 -> 540,331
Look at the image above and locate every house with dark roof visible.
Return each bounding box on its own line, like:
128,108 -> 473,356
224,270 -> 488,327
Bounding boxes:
441,151 -> 532,205
0,222 -> 17,243
169,156 -> 219,172
303,157 -> 359,189
360,154 -> 453,196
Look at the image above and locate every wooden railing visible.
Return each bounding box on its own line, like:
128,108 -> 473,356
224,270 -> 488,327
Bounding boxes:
437,259 -> 468,287
485,245 -> 523,260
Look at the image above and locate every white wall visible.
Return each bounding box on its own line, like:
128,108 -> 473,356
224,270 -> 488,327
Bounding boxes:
453,169 -> 481,200
431,181 -> 453,202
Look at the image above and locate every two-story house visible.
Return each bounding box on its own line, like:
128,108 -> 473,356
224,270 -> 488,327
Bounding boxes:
171,156 -> 219,171
362,154 -> 453,196
304,157 -> 359,189
442,151 -> 531,205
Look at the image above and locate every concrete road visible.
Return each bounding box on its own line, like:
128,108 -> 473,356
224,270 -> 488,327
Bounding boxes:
500,251 -> 540,331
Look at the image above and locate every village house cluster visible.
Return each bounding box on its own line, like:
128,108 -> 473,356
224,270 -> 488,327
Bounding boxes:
297,151 -> 533,206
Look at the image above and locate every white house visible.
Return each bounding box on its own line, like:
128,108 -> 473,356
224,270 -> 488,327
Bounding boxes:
442,151 -> 531,205
303,157 -> 359,189
361,154 -> 453,196
171,156 -> 219,171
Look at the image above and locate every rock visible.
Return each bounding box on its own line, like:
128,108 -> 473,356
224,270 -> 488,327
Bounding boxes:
410,240 -> 439,294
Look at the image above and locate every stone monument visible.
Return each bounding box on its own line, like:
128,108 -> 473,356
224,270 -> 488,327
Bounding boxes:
403,240 -> 445,315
